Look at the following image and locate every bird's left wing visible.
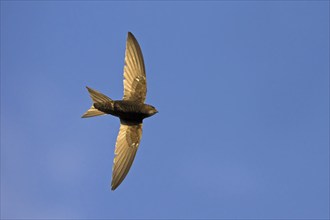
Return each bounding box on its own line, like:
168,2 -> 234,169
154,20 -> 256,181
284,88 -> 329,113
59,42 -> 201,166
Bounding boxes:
122,32 -> 147,103
111,121 -> 143,190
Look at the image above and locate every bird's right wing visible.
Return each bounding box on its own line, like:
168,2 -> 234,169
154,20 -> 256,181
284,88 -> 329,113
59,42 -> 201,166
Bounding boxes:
111,121 -> 143,190
122,32 -> 147,103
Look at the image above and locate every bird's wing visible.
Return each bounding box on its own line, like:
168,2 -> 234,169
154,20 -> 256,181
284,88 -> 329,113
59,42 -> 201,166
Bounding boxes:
122,32 -> 147,103
111,120 -> 143,190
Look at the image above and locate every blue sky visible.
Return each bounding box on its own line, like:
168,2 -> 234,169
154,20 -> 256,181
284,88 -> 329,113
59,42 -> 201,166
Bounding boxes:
1,1 -> 329,219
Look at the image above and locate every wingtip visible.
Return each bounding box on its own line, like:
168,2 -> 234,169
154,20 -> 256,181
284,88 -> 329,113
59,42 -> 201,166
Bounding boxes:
127,32 -> 136,40
111,184 -> 117,191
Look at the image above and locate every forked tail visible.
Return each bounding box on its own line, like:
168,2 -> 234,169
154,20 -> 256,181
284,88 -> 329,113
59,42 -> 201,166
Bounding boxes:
81,86 -> 113,118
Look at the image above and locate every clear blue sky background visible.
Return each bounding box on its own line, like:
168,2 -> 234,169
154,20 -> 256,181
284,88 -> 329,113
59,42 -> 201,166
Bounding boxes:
1,1 -> 329,219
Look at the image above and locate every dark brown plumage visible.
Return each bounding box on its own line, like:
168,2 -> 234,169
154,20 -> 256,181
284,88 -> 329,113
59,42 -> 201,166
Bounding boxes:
82,32 -> 158,190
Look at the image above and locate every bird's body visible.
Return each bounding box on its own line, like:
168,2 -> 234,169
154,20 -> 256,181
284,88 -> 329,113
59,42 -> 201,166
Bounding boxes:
82,32 -> 157,190
94,100 -> 156,123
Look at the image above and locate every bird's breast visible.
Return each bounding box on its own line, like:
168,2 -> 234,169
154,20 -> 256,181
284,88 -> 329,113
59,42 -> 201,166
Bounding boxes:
113,101 -> 149,122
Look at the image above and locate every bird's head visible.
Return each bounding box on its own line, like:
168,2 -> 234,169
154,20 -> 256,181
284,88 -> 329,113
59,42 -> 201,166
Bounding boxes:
145,104 -> 158,116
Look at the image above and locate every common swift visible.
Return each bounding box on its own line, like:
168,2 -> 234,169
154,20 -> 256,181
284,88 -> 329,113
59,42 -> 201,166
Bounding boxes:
82,32 -> 158,190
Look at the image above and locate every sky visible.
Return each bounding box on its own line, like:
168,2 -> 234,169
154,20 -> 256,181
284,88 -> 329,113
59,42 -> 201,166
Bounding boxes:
1,1 -> 329,219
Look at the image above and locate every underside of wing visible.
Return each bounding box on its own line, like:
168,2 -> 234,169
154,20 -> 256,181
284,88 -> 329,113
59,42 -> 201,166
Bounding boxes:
123,32 -> 147,103
111,121 -> 143,190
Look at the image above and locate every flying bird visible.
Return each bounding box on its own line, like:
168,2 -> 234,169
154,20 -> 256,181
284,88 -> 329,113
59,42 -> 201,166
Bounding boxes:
82,32 -> 158,190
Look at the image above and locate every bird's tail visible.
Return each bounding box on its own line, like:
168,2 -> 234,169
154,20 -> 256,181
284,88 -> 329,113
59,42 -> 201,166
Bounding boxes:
81,86 -> 113,118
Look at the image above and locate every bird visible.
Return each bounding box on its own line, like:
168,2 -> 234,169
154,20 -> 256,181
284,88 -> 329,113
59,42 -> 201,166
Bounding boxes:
82,32 -> 158,190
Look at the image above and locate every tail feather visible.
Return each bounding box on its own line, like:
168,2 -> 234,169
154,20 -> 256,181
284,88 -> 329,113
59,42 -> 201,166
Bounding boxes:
82,86 -> 112,118
82,105 -> 105,118
86,86 -> 112,103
